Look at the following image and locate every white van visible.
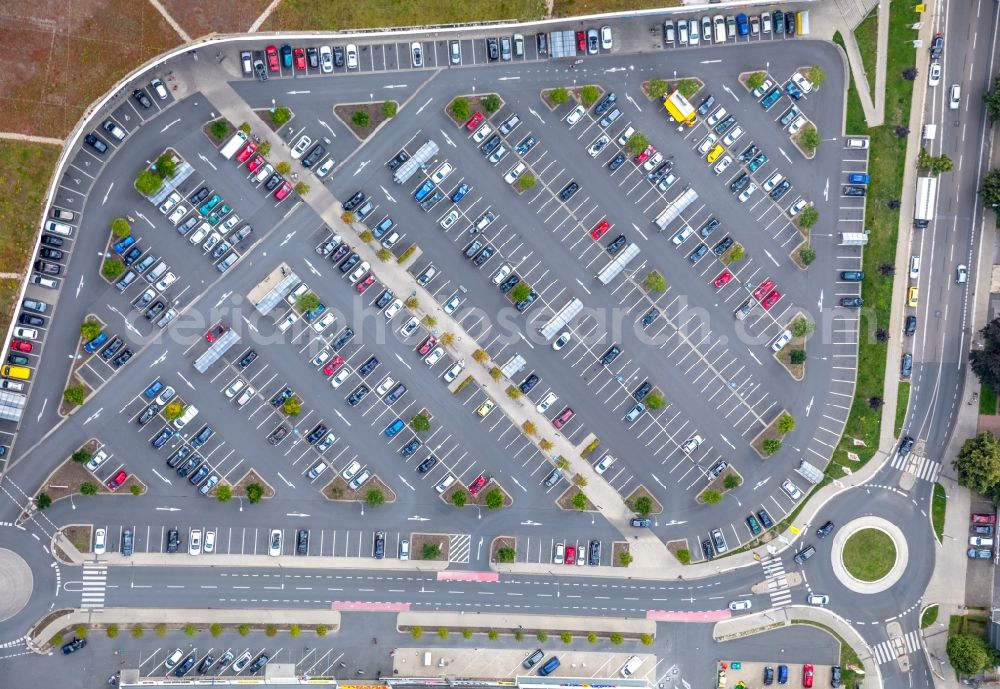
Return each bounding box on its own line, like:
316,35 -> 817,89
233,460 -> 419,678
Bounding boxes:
173,404 -> 199,429
30,274 -> 58,289
307,461 -> 328,479
435,475 -> 456,493
145,261 -> 168,284
621,656 -> 643,678
220,131 -> 249,160
45,221 -> 73,236
417,266 -> 437,285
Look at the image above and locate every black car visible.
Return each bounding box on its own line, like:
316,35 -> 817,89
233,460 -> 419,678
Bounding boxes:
473,245 -> 495,266
594,92 -> 617,116
758,509 -> 774,529
387,150 -> 410,171
464,240 -> 483,258
121,528 -> 133,556
816,520 -> 835,538
265,173 -> 283,191
177,457 -> 201,477
359,356 -> 380,376
770,180 -> 791,201
167,447 -> 192,468
904,315 -> 917,335
267,425 -> 288,445
112,349 -> 133,368
190,186 -> 210,204
689,243 -> 709,263
830,666 -> 841,689
39,247 -> 64,260
763,667 -> 774,685
901,352 -> 913,378
701,538 -> 714,560
773,9 -> 784,34
641,308 -> 660,326
516,135 -> 538,154
559,181 -> 579,201
270,387 -> 293,407
608,152 -> 626,171
331,328 -> 354,350
137,404 -> 159,426
730,174 -> 751,193
401,439 -> 422,458
417,456 -> 437,473
249,655 -> 269,674
101,337 -> 124,360
739,144 -> 760,162
306,424 -> 328,444
486,37 -> 499,60
41,234 -> 64,248
480,134 -> 502,156
930,33 -> 944,59
301,143 -> 326,168
343,192 -> 365,212
296,529 -> 309,555
189,465 -> 209,485
62,637 -> 87,655
333,45 -> 345,67
536,32 -> 548,54
633,381 -> 652,400
588,539 -> 601,565
330,242 -> 350,262
840,297 -> 864,307
238,350 -> 258,369
785,10 -> 796,35
607,234 -> 627,255
793,544 -> 816,565
601,345 -> 621,365
700,217 -> 721,237
6,354 -> 28,366
375,289 -> 394,309
166,528 -> 180,553
843,185 -> 866,196
84,133 -> 108,154
306,46 -> 318,68
519,374 -> 539,394
19,313 -> 44,327
515,291 -> 538,312
191,425 -> 214,448
197,654 -> 215,674
898,436 -> 915,457
373,531 -> 386,559
144,301 -> 165,321
339,252 -> 361,273
713,237 -> 734,256
123,246 -> 142,265
132,89 -> 152,109
347,384 -> 369,406
647,160 -> 673,183
499,274 -> 520,294
714,115 -> 737,135
696,94 -> 716,116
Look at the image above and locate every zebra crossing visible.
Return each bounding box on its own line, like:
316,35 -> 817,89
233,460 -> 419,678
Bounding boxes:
80,563 -> 107,609
890,452 -> 940,482
448,534 -> 471,563
760,556 -> 792,608
871,630 -> 921,664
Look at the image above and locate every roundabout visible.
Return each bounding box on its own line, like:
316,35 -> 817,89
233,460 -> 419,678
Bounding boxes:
842,528 -> 897,581
0,547 -> 33,622
830,517 -> 909,594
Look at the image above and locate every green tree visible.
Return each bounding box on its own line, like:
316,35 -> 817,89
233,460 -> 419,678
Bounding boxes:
106,624 -> 119,638
517,173 -> 536,191
411,413 -> 431,432
762,438 -> 782,456
359,230 -> 374,243
490,366 -> 502,380
645,392 -> 665,410
571,491 -> 588,511
134,169 -> 162,195
289,624 -> 301,638
640,633 -> 653,646
183,624 -> 197,636
437,627 -> 449,639
462,628 -> 473,639
506,385 -> 522,400
537,631 -> 548,642
676,549 -> 691,564
72,449 -> 92,463
271,106 -> 291,125
514,630 -> 524,641
472,348 -> 489,363
482,94 -> 501,112
382,101 -> 398,117
797,205 -> 819,228
947,633 -> 993,675
972,319 -> 1000,391
450,97 -> 471,121
931,154 -> 954,175
210,119 -> 230,139
522,420 -> 537,436
130,485 -> 141,496
276,161 -> 291,175
609,632 -> 624,644
451,490 -> 467,507
702,489 -> 723,505
111,217 -> 131,237
411,626 -> 423,639
626,132 -> 650,157
549,87 -> 569,105
63,385 -> 86,407
316,625 -> 329,637
560,632 -> 573,644
258,140 -> 272,156
497,547 -> 516,563
954,432 -> 1000,493
800,125 -> 820,152
238,624 -> 250,636
102,259 -> 125,279
164,402 -> 183,420
619,551 -> 634,567
294,182 -> 310,196
647,79 -> 670,99
986,75 -> 1000,123
510,283 -> 532,302
643,270 -> 666,292
295,292 -> 320,313
724,474 -> 742,490
210,623 -> 223,637
365,488 -> 385,507
80,482 -> 98,496
677,79 -> 699,98
74,625 -> 88,638
587,632 -> 598,643
807,65 -> 826,89
239,122 -> 251,134
155,153 -> 176,179
747,72 -> 766,91
215,484 -> 231,502
265,624 -> 277,637
352,111 -> 370,127
282,396 -> 301,417
80,321 -> 102,340
245,483 -> 264,504
131,625 -> 144,639
799,248 -> 816,265
789,349 -> 807,365
485,488 -> 504,510
633,495 -> 653,516
376,248 -> 393,262
580,85 -> 600,106
792,320 -> 816,338
777,413 -> 796,434
488,629 -> 499,640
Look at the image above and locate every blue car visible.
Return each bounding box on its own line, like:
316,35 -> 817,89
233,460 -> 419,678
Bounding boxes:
451,183 -> 469,203
84,331 -> 108,354
760,88 -> 783,110
848,173 -> 870,184
384,419 -> 405,438
113,235 -> 136,254
736,13 -> 749,36
144,378 -> 164,399
303,303 -> 326,323
414,179 -> 435,202
785,82 -> 803,100
372,216 -> 393,239
152,427 -> 174,449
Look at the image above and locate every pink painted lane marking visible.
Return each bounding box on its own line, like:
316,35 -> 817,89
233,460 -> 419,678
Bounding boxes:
646,609 -> 731,622
436,571 -> 499,582
331,601 -> 411,611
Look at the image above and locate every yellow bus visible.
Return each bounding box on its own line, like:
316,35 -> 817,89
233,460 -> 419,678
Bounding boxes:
2,365 -> 31,380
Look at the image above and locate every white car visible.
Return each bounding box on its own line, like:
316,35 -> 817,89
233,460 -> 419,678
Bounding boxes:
788,198 -> 808,216
13,327 -> 37,340
504,162 -> 526,184
738,183 -> 758,203
552,331 -> 571,351
728,600 -> 752,611
762,13 -> 772,33
331,367 -> 351,388
93,528 -> 106,555
411,42 -> 423,67
788,116 -> 807,135
697,134 -> 718,154
221,214 -> 241,231
751,79 -> 773,98
553,542 -> 565,564
269,529 -> 282,557
158,192 -> 181,214
348,262 -> 370,284
672,225 -> 693,245
440,209 -> 460,229
383,299 -> 403,320
566,105 -> 586,126
706,107 -> 728,127
807,593 -> 830,605
86,450 -> 109,472
291,135 -> 312,159
342,460 -> 362,480
472,123 -> 493,143
536,391 -> 558,413
600,25 -> 613,50
375,376 -> 396,396
425,346 -> 445,366
928,62 -> 941,87
312,348 -> 331,366
682,435 -> 703,453
204,530 -> 216,554
713,155 -> 733,175
254,163 -> 274,183
443,295 -> 461,314
617,126 -> 635,146
189,224 -> 209,245
588,135 -> 610,157
313,312 -> 336,332
155,272 -> 177,292
431,162 -> 453,184
722,125 -> 744,147
790,72 -> 814,94
763,172 -> 784,192
202,232 -> 221,253
346,44 -> 358,69
224,379 -> 245,398
594,455 -> 616,475
491,264 -> 512,284
643,152 -> 664,171
189,529 -> 202,556
399,317 -> 420,337
316,157 -> 335,178
156,385 -> 175,405
781,479 -> 803,500
950,84 -> 961,109
320,45 -> 333,73
772,330 -> 792,352
443,360 -> 465,383
167,205 -> 188,225
235,386 -> 255,407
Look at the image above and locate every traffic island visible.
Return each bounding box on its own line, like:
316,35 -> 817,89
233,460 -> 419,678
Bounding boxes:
490,536 -> 516,564
446,94 -> 503,124
334,101 -> 397,140
252,106 -> 294,132
232,469 -> 275,502
775,313 -> 811,380
323,475 -> 395,504
696,466 -> 745,505
831,517 -> 908,593
751,410 -> 795,459
790,239 -> 816,269
557,485 -> 596,512
640,77 -> 704,101
441,479 -> 512,509
539,85 -> 604,110
666,538 -> 691,564
411,533 -> 449,561
61,525 -> 92,554
625,485 -> 662,515
203,117 -> 236,144
612,541 -> 632,567
842,529 -> 896,581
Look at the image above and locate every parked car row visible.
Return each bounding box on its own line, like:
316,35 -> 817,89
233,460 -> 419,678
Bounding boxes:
164,646 -> 268,677
968,512 -> 996,559
3,297 -> 56,387
158,184 -> 243,275
663,10 -> 802,48
224,132 -> 294,204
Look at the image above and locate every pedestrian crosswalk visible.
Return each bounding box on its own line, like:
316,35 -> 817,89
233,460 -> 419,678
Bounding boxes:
871,630 -> 921,664
448,534 -> 471,563
80,563 -> 107,609
760,556 -> 791,608
890,452 -> 940,482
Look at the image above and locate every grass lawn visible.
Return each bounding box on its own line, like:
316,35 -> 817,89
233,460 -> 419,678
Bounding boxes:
931,482 -> 946,542
895,381 -> 910,435
826,7 -> 919,481
979,384 -> 997,414
842,528 -> 896,581
266,0 -> 548,29
922,604 -> 939,628
853,11 -> 879,94
552,0 -> 682,16
0,142 -> 61,273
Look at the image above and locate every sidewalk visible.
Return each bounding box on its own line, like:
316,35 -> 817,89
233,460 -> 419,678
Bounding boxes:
396,611 -> 655,636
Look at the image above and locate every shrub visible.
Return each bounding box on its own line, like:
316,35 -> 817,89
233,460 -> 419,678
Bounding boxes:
555,457 -> 571,470
517,173 -> 536,191
588,632 -> 598,643
365,489 -> 385,507
72,449 -> 92,463
489,366 -> 502,380
154,153 -> 176,179
633,495 -> 653,516
238,624 -> 250,636
703,489 -> 723,505
549,87 -> 569,105
129,485 -> 141,496
316,625 -> 329,636
482,94 -> 501,112
341,211 -> 356,225
580,85 -> 600,105
524,421 -> 538,439
282,396 -> 302,417
645,392 -> 665,410
239,122 -> 251,134
382,101 -> 398,117
440,332 -> 456,347
799,248 -> 816,265
472,349 -> 489,363
561,632 -> 573,644
294,182 -> 310,196
289,624 -> 301,638
789,349 -> 807,365
75,625 -> 88,638
573,474 -> 587,487
102,259 -> 125,279
539,439 -> 553,450
111,217 -> 131,237
647,79 -> 669,99
422,315 -> 436,328
276,161 -> 291,175
462,628 -> 473,639
537,631 -> 548,642
800,125 -> 820,152
265,624 -> 277,637
808,65 -> 826,88
80,482 -> 98,496
410,412 -> 430,433
359,230 -> 374,243
514,630 -> 524,641
215,484 -> 232,502
164,402 -> 183,420
506,385 -> 522,400
258,140 -> 271,156
376,248 -> 392,262
728,245 -> 746,262
641,633 -> 653,646
245,483 -> 264,503
451,490 -> 467,507
184,624 -> 197,636
210,623 -> 223,637
724,474 -> 742,490
210,119 -> 230,139
106,624 -> 119,638
497,547 -> 516,563
627,133 -> 650,156
437,627 -> 449,639
485,488 -> 504,510
792,320 -> 816,338
404,297 -> 419,309
747,72 -> 766,91
135,169 -> 163,195
411,626 -> 423,639
51,634 -> 63,646
762,438 -> 782,456
777,413 -> 796,434
80,321 -> 102,340
63,386 -> 86,407
676,549 -> 691,564
677,79 -> 699,98
510,283 -> 532,302
450,97 -> 471,121
797,206 -> 819,229
155,623 -> 168,637
271,106 -> 291,125
571,491 -> 588,511
610,632 -> 624,645
352,111 -> 370,127
643,271 -> 666,292
131,625 -> 144,639
397,245 -> 417,264
618,551 -> 633,566
488,629 -> 499,640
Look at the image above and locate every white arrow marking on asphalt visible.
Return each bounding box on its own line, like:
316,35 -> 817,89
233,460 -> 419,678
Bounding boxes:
517,331 -> 535,349
397,475 -> 415,491
353,160 -> 369,176
394,353 -> 413,370
151,468 -> 172,484
383,84 -> 408,89
824,178 -> 829,202
625,93 -> 643,112
102,183 -> 114,205
135,211 -> 155,228
215,290 -> 232,308
752,477 -> 771,490
477,537 -> 484,560
575,278 -> 592,295
197,153 -> 218,171
415,97 -> 433,115
303,258 -> 322,277
381,185 -> 397,203
508,476 -> 527,493
763,249 -> 779,267
286,512 -> 311,517
334,409 -> 351,426
276,472 -> 294,488
286,90 -> 311,95
75,275 -> 84,299
660,519 -> 688,526
317,119 -> 337,137
439,130 -> 456,148
818,290 -> 823,312
497,76 -> 521,81
36,398 -> 47,422
241,316 -> 259,333
155,506 -> 181,511
722,84 -> 740,102
805,396 -> 814,416
701,59 -> 722,64
280,230 -> 296,247
151,351 -> 168,366
631,222 -> 648,241
82,407 -> 103,425
520,520 -> 542,526
778,147 -> 792,163
528,108 -> 545,124
745,348 -> 762,365
408,515 -> 429,521
604,66 -> 626,73
719,434 -> 735,449
650,473 -> 667,489
160,118 -> 181,132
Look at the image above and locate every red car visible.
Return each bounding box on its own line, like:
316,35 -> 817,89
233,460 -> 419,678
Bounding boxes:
465,112 -> 484,131
469,474 -> 488,495
246,155 -> 265,173
553,407 -> 574,429
274,182 -> 293,201
9,339 -> 32,352
973,513 -> 997,525
417,336 -> 438,356
635,145 -> 654,164
576,31 -> 587,53
565,545 -> 576,565
714,271 -> 733,288
762,290 -> 781,310
591,219 -> 610,239
753,279 -> 775,301
294,48 -> 306,70
265,45 -> 280,72
236,141 -> 257,163
355,274 -> 376,293
206,323 -> 226,342
323,355 -> 345,376
106,470 -> 127,491
802,665 -> 814,688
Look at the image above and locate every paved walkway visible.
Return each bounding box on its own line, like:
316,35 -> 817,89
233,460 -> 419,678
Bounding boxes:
0,132 -> 63,146
147,0 -> 192,42
396,611 -> 655,635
